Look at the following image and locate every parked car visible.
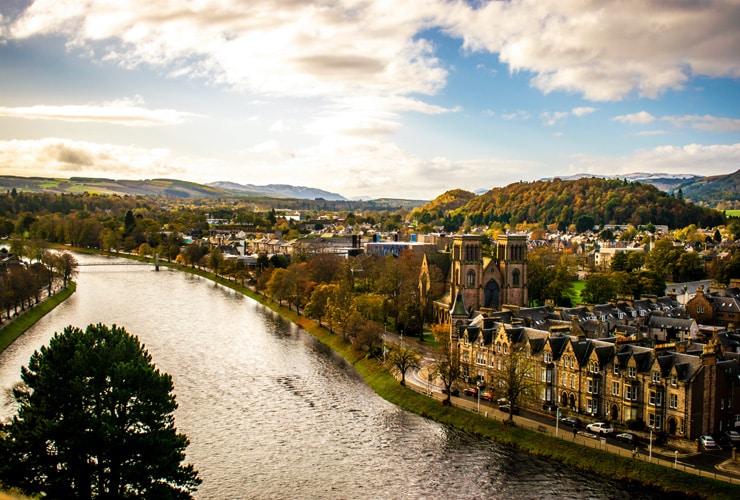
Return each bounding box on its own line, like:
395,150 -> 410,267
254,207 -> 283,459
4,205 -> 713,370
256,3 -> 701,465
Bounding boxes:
586,422 -> 614,435
481,390 -> 495,401
498,403 -> 519,415
463,387 -> 478,397
699,435 -> 718,450
615,432 -> 638,445
442,387 -> 460,396
713,433 -> 731,448
559,417 -> 582,428
726,430 -> 740,443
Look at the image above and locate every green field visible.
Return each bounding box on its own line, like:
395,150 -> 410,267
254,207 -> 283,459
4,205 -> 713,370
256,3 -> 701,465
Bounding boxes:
724,209 -> 740,217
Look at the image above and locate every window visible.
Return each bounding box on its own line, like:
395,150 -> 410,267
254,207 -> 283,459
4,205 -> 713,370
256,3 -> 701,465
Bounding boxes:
544,351 -> 552,363
496,342 -> 501,353
649,390 -> 663,407
570,375 -> 576,389
613,364 -> 619,375
589,361 -> 599,374
669,393 -> 678,409
587,399 -> 595,414
503,344 -> 508,355
512,269 -> 521,287
612,381 -> 620,396
476,352 -> 486,365
587,379 -> 599,394
628,366 -> 636,378
670,374 -> 677,386
651,371 -> 660,383
496,359 -> 502,371
696,306 -> 704,314
562,374 -> 567,387
648,413 -> 662,430
625,385 -> 638,401
541,369 -> 547,382
463,352 -> 470,362
467,270 -> 476,288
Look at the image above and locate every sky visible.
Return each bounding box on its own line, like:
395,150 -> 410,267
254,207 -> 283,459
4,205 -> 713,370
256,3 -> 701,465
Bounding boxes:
0,0 -> 739,201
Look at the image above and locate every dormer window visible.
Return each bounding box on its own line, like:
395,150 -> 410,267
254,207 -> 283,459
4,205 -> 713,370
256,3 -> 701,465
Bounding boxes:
651,371 -> 660,383
613,364 -> 619,375
589,361 -> 599,374
670,374 -> 677,386
628,366 -> 636,378
544,351 -> 552,363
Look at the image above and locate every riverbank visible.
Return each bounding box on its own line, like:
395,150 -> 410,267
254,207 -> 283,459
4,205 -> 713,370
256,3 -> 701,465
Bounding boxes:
0,282 -> 76,353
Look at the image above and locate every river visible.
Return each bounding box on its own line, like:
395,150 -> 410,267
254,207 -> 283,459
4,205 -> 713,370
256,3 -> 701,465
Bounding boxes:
0,254 -> 681,499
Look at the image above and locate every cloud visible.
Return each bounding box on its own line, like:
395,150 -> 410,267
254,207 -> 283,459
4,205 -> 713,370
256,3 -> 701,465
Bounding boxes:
613,111 -> 656,125
9,1 -> 738,112
541,111 -> 569,126
446,0 -> 740,101
0,96 -> 198,126
572,106 -> 596,117
501,110 -> 529,121
661,114 -> 740,133
565,143 -> 740,178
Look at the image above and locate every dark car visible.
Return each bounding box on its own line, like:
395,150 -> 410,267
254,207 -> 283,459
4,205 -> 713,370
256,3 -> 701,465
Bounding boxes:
559,417 -> 582,428
442,387 -> 460,396
498,402 -> 519,414
615,432 -> 638,445
463,387 -> 478,397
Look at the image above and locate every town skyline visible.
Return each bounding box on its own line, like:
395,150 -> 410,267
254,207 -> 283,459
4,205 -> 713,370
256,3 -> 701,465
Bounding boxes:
0,1 -> 739,200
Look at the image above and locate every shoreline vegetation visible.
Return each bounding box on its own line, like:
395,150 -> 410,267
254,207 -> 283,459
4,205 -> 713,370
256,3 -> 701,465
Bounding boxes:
3,252 -> 740,500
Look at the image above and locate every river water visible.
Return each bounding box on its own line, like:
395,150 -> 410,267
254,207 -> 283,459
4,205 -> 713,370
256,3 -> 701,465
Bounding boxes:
0,254 -> 680,499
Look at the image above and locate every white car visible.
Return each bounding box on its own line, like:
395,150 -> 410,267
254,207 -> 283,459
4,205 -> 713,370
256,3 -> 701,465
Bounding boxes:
586,422 -> 613,435
726,430 -> 740,443
699,435 -> 717,449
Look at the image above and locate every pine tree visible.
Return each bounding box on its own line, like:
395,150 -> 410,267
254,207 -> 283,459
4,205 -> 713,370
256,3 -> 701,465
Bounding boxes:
0,323 -> 201,499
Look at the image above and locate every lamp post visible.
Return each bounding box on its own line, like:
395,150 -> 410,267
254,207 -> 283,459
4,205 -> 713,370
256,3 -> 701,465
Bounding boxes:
555,408 -> 561,438
477,380 -> 482,413
674,450 -> 678,469
649,426 -> 653,462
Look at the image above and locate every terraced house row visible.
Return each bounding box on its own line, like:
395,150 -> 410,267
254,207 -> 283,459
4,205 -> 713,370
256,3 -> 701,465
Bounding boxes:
424,234 -> 740,442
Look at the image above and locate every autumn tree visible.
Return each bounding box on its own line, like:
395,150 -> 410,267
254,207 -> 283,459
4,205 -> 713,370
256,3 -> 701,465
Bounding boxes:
0,324 -> 201,499
493,345 -> 540,421
429,323 -> 460,406
386,342 -> 422,386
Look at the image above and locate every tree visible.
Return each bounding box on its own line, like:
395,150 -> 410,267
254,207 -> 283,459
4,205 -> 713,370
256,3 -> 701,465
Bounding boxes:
386,342 -> 422,386
581,272 -> 617,304
429,323 -> 460,406
0,323 -> 201,499
493,345 -> 540,422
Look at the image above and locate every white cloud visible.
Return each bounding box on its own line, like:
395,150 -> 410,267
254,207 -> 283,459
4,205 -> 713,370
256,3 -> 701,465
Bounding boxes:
269,120 -> 291,132
661,114 -> 740,133
541,111 -> 569,126
0,97 -> 198,126
572,106 -> 596,117
446,0 -> 740,101
565,143 -> 740,178
501,110 -> 529,121
613,111 -> 656,125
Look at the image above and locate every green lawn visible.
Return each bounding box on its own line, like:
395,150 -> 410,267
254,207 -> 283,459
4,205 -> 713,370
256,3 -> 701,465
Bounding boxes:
724,209 -> 740,217
568,280 -> 586,305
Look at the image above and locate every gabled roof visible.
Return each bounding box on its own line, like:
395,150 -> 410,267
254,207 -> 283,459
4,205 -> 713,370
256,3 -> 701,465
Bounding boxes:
451,290 -> 468,317
571,338 -> 594,366
547,336 -> 569,361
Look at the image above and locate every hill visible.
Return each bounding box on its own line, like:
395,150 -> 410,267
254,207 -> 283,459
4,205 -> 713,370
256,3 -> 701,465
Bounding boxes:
0,176 -> 345,200
672,169 -> 740,209
411,177 -> 725,231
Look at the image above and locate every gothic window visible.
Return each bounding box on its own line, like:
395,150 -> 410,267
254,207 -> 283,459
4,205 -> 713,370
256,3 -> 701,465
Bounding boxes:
512,269 -> 520,287
467,270 -> 476,288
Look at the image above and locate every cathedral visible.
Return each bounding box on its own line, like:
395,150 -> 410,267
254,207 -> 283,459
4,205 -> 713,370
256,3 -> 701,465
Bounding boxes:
420,234 -> 528,327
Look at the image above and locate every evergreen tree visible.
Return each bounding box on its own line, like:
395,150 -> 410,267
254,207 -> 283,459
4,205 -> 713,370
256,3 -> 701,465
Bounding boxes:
0,323 -> 201,499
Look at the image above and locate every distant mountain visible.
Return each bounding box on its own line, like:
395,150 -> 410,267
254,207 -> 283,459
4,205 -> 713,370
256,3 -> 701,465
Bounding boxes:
0,175 -> 347,200
207,181 -> 346,200
542,172 -> 699,192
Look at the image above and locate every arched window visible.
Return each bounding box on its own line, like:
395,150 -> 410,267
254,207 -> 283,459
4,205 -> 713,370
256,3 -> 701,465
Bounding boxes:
512,269 -> 520,287
467,269 -> 476,287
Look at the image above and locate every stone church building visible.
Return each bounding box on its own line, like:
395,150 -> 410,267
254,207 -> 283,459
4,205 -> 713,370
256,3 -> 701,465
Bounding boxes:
420,234 -> 529,326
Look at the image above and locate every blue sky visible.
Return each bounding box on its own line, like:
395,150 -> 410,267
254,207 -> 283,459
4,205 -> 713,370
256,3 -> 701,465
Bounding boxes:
0,0 -> 739,200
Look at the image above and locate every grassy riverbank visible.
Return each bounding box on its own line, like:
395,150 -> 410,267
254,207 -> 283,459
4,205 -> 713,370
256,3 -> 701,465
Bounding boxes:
0,282 -> 76,353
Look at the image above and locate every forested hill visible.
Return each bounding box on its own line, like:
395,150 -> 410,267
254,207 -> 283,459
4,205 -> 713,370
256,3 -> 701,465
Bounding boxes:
675,169 -> 740,209
411,177 -> 725,231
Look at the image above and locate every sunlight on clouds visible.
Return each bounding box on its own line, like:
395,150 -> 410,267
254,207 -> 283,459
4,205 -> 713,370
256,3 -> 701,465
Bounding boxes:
613,111 -> 655,125
0,97 -> 198,126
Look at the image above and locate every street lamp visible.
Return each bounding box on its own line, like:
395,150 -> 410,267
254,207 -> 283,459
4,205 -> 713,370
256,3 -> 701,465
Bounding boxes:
477,380 -> 482,413
649,426 -> 653,462
555,407 -> 561,438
